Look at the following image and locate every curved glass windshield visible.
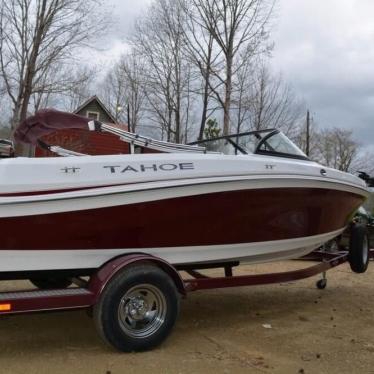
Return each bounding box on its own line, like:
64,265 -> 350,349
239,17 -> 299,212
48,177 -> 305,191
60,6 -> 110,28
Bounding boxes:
201,138 -> 239,155
256,132 -> 307,158
189,130 -> 308,160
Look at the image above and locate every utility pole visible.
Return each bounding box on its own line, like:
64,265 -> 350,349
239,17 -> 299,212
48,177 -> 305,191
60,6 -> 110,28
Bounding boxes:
127,103 -> 131,132
306,110 -> 310,156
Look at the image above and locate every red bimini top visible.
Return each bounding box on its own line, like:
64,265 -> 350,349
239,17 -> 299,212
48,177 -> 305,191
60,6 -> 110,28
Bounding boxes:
14,109 -> 92,145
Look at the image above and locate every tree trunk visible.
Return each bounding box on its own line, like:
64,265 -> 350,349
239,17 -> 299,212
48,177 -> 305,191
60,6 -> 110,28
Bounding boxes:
198,37 -> 213,141
199,62 -> 211,140
223,56 -> 233,135
199,84 -> 209,140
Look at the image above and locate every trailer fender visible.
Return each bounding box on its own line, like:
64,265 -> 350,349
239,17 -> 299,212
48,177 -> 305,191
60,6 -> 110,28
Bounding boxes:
88,254 -> 186,302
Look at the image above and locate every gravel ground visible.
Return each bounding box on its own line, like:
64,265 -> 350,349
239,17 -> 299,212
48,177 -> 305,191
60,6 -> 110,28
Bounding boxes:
0,260 -> 374,374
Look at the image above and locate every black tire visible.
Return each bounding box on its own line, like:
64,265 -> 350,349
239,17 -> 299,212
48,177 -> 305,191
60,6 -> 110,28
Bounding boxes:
349,224 -> 370,274
30,277 -> 72,289
93,264 -> 180,352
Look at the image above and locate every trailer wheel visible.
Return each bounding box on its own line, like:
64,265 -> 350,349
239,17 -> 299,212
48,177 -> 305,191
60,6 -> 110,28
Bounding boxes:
94,264 -> 180,352
30,278 -> 72,289
349,224 -> 370,274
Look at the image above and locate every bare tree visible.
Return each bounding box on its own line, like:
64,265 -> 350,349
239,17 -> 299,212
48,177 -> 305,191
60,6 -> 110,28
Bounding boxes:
243,64 -> 303,134
125,0 -> 277,141
191,0 -> 275,135
182,2 -> 221,140
59,68 -> 94,112
101,52 -> 147,131
229,61 -> 304,140
101,64 -> 128,124
0,0 -> 107,132
315,128 -> 359,171
121,54 -> 147,132
351,151 -> 374,175
231,56 -> 255,133
31,66 -> 93,112
131,0 -> 193,142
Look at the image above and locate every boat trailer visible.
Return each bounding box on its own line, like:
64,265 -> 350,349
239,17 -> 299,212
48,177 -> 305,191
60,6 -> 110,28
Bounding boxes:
0,244 -> 372,352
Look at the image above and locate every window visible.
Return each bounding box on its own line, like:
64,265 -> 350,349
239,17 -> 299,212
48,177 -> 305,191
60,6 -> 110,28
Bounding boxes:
190,130 -> 309,160
86,111 -> 100,120
256,132 -> 307,158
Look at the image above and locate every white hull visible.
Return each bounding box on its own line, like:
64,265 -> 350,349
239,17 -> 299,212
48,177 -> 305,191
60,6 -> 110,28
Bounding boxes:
0,229 -> 343,272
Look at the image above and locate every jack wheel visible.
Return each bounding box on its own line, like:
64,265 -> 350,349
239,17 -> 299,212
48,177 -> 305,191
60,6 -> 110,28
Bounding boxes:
316,279 -> 327,290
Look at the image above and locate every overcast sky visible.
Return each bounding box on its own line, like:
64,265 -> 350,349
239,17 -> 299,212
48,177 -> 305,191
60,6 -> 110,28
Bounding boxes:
100,0 -> 374,148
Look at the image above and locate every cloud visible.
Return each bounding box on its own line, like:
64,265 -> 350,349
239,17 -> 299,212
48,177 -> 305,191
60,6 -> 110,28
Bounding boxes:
271,0 -> 374,145
93,0 -> 374,147
105,0 -> 152,38
79,0 -> 151,76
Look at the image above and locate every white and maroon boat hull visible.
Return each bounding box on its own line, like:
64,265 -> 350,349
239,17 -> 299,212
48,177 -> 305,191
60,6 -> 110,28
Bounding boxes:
0,153 -> 368,273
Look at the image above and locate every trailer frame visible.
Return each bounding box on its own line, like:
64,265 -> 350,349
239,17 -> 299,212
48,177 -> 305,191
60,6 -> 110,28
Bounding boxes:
0,247 -> 372,350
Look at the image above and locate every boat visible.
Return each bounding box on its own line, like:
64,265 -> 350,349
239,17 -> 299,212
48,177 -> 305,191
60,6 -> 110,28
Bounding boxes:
0,109 -> 368,278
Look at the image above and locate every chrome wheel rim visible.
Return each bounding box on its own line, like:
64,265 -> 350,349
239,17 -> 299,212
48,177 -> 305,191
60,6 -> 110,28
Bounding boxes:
118,284 -> 167,338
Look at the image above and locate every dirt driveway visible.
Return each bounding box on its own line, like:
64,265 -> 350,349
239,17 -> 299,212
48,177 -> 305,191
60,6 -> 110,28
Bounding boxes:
0,261 -> 374,374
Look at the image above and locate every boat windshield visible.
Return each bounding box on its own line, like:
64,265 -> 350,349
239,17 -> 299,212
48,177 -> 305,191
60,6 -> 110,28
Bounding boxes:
189,130 -> 309,160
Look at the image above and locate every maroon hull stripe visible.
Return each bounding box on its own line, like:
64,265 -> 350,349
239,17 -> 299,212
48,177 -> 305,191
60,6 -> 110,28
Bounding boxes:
0,188 -> 363,250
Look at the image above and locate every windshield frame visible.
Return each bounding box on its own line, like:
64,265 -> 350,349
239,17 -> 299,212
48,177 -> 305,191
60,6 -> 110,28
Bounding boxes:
189,129 -> 310,161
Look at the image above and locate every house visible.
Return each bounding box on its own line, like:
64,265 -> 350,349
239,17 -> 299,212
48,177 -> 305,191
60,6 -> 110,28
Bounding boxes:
35,96 -> 130,156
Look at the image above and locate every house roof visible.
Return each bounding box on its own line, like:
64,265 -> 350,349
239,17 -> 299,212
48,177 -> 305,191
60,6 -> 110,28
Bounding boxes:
73,95 -> 118,124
